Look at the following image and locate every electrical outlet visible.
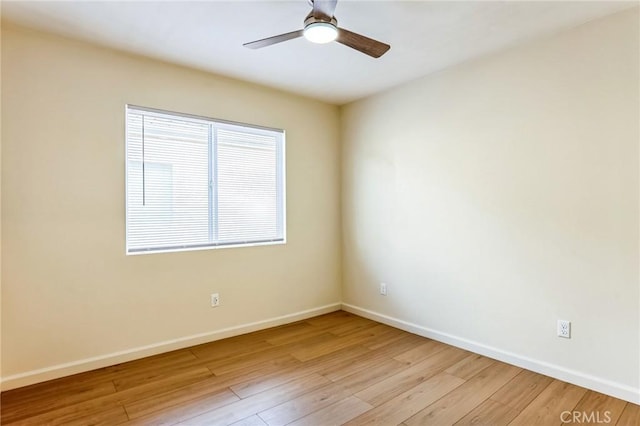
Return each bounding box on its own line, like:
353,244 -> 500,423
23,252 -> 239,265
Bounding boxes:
380,283 -> 387,296
557,320 -> 571,338
211,293 -> 220,307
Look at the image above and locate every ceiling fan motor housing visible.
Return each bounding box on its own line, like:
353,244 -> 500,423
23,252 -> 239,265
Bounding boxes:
303,15 -> 338,44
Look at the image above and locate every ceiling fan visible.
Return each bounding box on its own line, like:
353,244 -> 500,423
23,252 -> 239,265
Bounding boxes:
243,0 -> 390,58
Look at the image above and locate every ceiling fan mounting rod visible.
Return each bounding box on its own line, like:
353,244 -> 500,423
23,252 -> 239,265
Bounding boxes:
304,15 -> 337,27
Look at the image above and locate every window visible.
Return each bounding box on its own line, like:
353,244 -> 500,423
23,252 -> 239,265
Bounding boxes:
126,105 -> 285,254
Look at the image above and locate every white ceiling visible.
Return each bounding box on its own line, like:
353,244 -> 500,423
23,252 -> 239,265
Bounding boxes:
2,1 -> 635,104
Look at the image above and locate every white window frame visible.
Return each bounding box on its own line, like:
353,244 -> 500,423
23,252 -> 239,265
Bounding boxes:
125,105 -> 286,255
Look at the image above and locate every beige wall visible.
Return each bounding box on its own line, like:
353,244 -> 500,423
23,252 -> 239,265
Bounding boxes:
1,24 -> 341,386
342,8 -> 639,398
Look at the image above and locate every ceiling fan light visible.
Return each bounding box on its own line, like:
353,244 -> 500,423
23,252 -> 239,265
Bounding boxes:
304,22 -> 338,44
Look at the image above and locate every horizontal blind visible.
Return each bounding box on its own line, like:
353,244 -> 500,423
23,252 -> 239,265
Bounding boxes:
126,106 -> 285,254
217,128 -> 281,243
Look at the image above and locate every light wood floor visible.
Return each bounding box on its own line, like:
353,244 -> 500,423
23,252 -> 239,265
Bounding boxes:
1,311 -> 638,425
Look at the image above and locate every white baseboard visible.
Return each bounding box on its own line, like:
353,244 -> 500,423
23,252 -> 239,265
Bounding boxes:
0,303 -> 342,391
342,303 -> 640,405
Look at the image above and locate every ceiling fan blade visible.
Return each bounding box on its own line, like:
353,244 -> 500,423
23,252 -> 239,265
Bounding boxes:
243,30 -> 304,49
336,28 -> 390,58
312,0 -> 338,19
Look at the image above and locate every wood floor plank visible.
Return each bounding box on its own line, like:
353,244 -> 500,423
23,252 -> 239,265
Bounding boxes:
303,311 -> 362,328
321,347 -> 406,383
3,348 -> 197,414
211,354 -> 302,382
230,414 -> 269,426
127,355 -> 301,419
323,316 -> 377,337
365,328 -> 424,351
453,369 -> 553,426
230,366 -> 320,400
490,369 -> 553,411
175,373 -> 331,425
4,403 -> 129,426
125,389 -> 239,426
1,380 -> 118,424
404,362 -> 522,426
0,369 -> 115,405
562,391 -> 628,425
249,321 -> 314,342
355,345 -> 469,406
124,375 -> 230,420
96,349 -> 201,389
206,340 -> 322,376
343,323 -> 407,346
229,345 -> 370,399
60,405 -> 130,426
444,353 -> 495,380
290,324 -> 394,362
392,339 -> 449,365
265,324 -> 330,347
6,367 -> 215,425
617,403 -> 640,426
113,363 -> 211,392
454,398 -> 520,425
257,382 -> 352,426
334,358 -> 409,394
229,346 -> 390,398
345,372 -> 465,425
287,396 -> 373,426
364,332 -> 433,358
191,337 -> 275,362
508,379 -> 588,426
215,354 -> 302,380
293,343 -> 372,375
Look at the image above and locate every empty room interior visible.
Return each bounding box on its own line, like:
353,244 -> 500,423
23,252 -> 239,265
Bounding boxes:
1,0 -> 639,425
